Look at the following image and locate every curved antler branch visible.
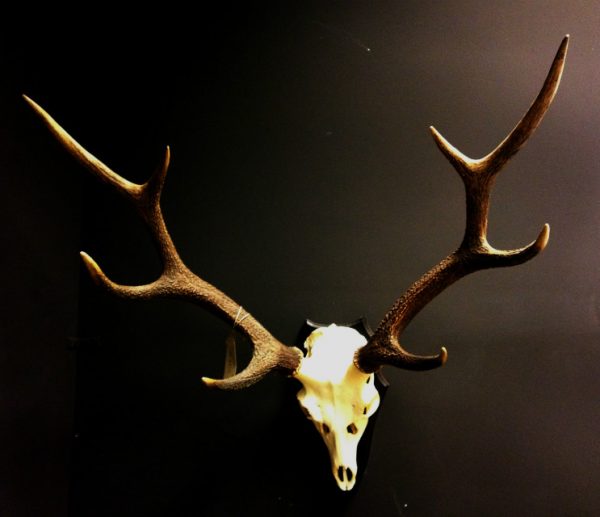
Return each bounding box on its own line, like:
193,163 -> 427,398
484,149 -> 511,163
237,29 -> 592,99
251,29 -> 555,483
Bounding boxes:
356,36 -> 568,374
24,95 -> 302,389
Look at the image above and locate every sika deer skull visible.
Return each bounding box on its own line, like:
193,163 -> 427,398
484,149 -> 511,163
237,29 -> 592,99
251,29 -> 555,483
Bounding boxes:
25,36 -> 568,491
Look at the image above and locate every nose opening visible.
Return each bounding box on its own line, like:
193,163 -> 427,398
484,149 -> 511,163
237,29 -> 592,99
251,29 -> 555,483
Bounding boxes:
336,465 -> 355,487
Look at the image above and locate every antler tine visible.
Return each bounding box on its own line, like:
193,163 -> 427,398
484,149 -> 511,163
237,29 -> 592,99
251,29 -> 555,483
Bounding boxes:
23,96 -> 141,193
25,95 -> 302,390
441,36 -> 568,177
431,35 -> 568,250
23,95 -> 181,273
356,36 -> 568,374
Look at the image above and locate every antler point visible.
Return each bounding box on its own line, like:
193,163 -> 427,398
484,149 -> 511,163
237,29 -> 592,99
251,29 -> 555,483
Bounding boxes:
162,146 -> 171,170
201,376 -> 218,388
79,251 -> 106,285
22,94 -> 43,113
440,347 -> 448,366
79,251 -> 93,265
558,35 -> 570,56
536,224 -> 550,251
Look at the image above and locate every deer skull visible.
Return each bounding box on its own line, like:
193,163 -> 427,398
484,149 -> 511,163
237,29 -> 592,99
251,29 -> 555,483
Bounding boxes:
294,325 -> 380,490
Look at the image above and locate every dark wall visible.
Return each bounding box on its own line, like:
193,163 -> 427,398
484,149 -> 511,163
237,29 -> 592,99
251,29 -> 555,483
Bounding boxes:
0,49 -> 81,516
3,2 -> 600,516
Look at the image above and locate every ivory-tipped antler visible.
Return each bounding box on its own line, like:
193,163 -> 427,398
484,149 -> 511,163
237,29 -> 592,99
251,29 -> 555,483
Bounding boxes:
24,95 -> 302,389
356,36 -> 568,373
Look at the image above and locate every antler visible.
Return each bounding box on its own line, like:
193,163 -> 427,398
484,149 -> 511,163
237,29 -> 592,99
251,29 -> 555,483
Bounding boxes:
24,95 -> 302,389
356,36 -> 568,373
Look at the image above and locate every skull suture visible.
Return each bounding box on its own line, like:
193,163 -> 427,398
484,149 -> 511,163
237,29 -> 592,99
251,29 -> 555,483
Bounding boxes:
294,325 -> 380,491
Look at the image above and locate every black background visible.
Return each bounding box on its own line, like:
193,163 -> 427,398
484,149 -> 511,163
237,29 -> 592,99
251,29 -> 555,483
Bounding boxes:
2,2 -> 600,516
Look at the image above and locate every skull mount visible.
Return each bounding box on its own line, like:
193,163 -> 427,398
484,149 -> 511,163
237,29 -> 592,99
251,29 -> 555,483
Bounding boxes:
293,320 -> 389,491
25,34 -> 567,496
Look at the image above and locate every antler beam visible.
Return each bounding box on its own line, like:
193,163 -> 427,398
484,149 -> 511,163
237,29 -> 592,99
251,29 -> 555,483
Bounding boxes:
24,95 -> 302,389
356,36 -> 568,373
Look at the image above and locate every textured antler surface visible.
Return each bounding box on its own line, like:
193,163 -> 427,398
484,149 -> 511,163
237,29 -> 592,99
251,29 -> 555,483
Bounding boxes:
24,95 -> 302,389
356,36 -> 568,373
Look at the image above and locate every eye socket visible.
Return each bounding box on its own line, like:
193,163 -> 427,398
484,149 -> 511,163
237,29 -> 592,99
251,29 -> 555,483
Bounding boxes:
322,423 -> 331,434
347,423 -> 358,434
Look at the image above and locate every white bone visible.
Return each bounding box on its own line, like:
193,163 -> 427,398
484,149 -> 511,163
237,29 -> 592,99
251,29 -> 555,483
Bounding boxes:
293,325 -> 380,490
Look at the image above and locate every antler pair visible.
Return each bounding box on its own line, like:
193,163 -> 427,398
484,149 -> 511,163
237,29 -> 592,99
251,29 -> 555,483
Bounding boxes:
24,35 -> 568,387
